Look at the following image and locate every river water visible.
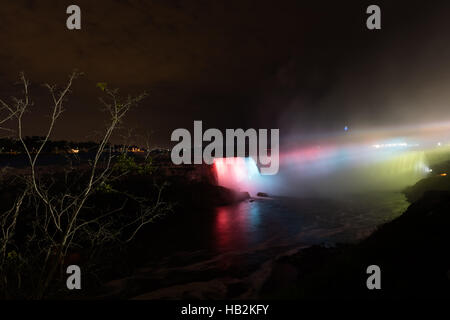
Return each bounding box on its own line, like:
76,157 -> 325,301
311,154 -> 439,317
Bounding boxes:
104,192 -> 409,299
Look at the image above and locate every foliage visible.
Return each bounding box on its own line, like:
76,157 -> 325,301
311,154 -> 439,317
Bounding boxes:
96,181 -> 115,194
96,82 -> 108,91
113,153 -> 155,175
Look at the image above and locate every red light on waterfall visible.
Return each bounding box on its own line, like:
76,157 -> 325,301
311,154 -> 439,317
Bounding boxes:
214,158 -> 226,176
213,157 -> 246,181
213,157 -> 261,195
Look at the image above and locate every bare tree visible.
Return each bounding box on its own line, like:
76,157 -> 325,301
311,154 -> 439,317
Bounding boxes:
0,72 -> 169,298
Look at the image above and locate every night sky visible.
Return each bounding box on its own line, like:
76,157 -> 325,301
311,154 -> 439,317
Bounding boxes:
1,0 -> 450,147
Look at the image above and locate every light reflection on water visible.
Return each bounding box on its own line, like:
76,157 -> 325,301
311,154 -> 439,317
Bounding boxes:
213,193 -> 409,254
214,201 -> 262,252
124,192 -> 410,299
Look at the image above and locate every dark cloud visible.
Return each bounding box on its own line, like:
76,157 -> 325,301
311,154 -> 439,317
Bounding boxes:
0,0 -> 449,145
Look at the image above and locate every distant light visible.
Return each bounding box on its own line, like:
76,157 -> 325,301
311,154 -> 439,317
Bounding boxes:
344,126 -> 349,132
440,173 -> 447,177
437,142 -> 442,146
372,142 -> 408,149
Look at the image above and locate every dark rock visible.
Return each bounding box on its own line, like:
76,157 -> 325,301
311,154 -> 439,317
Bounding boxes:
256,192 -> 269,197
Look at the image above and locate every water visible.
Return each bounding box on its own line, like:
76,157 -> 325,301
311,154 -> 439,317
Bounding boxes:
106,192 -> 409,299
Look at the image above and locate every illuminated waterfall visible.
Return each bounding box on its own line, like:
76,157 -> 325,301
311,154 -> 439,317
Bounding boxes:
212,144 -> 443,197
213,157 -> 263,196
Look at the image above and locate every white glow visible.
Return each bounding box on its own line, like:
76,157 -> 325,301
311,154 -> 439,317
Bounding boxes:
372,143 -> 408,149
